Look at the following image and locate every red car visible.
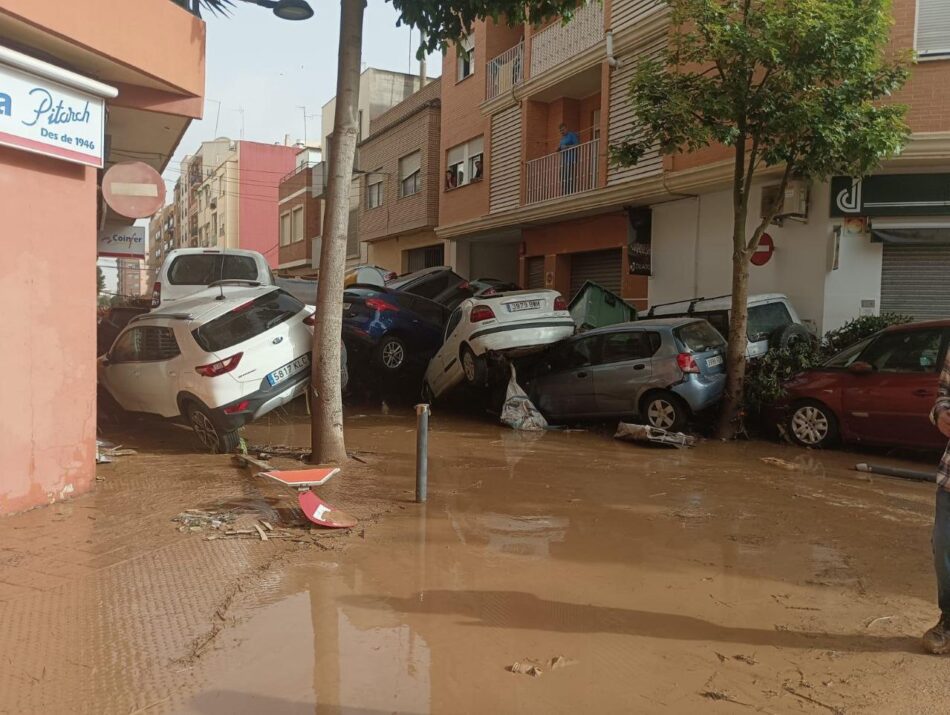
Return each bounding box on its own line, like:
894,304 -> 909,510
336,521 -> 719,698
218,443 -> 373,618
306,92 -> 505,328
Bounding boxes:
775,320 -> 949,450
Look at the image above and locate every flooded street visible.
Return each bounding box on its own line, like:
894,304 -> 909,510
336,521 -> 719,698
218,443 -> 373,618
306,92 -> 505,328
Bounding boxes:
1,407 -> 948,713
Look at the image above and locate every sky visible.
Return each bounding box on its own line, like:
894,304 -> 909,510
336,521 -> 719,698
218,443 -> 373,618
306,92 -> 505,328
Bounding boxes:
99,0 -> 443,294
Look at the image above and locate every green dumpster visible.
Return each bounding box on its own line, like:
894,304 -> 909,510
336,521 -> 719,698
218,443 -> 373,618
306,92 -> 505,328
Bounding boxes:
568,281 -> 637,331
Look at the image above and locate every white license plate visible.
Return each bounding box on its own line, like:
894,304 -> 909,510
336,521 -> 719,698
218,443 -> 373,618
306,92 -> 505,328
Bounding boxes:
267,353 -> 311,387
506,300 -> 541,312
706,355 -> 723,368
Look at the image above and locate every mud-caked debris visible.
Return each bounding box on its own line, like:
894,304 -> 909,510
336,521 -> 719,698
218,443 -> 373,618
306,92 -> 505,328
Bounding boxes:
507,655 -> 577,677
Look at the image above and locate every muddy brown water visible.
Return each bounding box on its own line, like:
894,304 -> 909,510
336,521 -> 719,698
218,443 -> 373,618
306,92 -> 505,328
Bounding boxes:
2,406 -> 949,713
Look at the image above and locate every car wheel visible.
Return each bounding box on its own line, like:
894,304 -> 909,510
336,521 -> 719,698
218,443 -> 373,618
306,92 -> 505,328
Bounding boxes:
377,336 -> 407,371
787,401 -> 838,448
187,403 -> 240,454
461,345 -> 484,385
770,323 -> 815,350
642,391 -> 688,432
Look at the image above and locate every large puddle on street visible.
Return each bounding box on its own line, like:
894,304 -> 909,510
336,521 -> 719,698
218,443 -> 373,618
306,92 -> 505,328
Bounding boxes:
178,407 -> 942,713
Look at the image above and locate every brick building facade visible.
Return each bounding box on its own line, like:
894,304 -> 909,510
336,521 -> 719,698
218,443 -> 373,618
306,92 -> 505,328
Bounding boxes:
358,78 -> 445,273
277,147 -> 323,278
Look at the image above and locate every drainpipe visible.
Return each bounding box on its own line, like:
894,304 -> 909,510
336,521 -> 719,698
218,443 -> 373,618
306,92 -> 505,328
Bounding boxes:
605,30 -> 619,68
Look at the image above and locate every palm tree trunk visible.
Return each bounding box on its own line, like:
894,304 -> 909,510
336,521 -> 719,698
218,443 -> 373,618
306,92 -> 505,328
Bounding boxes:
310,0 -> 365,464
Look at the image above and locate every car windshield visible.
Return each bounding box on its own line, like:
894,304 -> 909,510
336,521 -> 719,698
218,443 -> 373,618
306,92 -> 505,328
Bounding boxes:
675,321 -> 726,352
192,290 -> 303,352
747,302 -> 793,342
822,336 -> 874,368
168,254 -> 259,285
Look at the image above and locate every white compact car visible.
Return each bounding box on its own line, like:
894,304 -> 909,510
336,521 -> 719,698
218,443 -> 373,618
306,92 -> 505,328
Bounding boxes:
423,289 -> 575,399
152,247 -> 275,308
99,284 -> 314,452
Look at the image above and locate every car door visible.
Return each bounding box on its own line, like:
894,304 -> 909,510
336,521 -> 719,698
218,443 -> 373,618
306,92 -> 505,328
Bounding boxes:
842,327 -> 946,447
591,330 -> 657,416
530,335 -> 599,419
429,307 -> 465,396
132,327 -> 184,417
102,327 -> 148,411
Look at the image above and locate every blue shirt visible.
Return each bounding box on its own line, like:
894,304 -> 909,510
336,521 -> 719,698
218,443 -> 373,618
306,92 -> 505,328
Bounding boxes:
558,131 -> 580,151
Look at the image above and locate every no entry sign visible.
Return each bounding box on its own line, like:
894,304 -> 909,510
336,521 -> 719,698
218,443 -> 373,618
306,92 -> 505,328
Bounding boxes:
750,233 -> 774,266
102,161 -> 166,218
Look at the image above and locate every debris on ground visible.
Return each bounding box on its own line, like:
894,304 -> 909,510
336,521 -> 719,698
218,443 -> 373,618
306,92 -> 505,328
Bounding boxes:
506,655 -> 577,677
500,365 -> 548,431
614,423 -> 696,448
854,462 -> 935,483
760,457 -> 798,471
96,440 -> 138,464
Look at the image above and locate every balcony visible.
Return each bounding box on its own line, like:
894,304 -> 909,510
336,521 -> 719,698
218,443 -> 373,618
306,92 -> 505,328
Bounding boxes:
525,139 -> 599,205
529,2 -> 604,78
486,43 -> 524,101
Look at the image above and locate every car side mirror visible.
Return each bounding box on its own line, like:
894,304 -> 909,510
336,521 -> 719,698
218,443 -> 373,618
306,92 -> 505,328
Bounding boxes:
848,361 -> 873,375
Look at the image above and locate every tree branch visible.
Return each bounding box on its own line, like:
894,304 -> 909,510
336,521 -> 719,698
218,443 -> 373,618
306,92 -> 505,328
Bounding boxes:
745,159 -> 795,254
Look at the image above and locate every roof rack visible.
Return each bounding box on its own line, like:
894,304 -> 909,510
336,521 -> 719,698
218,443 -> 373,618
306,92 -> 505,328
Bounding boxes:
646,293 -> 731,317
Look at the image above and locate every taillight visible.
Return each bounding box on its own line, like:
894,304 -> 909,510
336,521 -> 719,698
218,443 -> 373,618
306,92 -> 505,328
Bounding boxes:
384,271 -> 397,281
554,296 -> 568,311
676,353 -> 699,374
151,282 -> 161,308
232,299 -> 256,314
470,305 -> 495,323
196,352 -> 243,377
303,313 -> 315,326
366,297 -> 397,312
223,400 -> 250,415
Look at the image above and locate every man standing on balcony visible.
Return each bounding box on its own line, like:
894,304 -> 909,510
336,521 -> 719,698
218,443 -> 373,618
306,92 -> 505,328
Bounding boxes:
924,350 -> 950,654
557,123 -> 580,196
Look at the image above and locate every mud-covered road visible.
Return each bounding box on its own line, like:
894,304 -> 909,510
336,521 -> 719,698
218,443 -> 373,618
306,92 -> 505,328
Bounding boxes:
1,406 -> 947,713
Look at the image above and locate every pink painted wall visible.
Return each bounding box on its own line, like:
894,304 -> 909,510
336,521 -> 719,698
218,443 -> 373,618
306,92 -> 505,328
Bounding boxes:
237,141 -> 297,269
0,146 -> 97,514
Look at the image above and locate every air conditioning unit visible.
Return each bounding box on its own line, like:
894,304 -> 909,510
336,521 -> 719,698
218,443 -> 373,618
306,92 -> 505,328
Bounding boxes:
760,179 -> 809,223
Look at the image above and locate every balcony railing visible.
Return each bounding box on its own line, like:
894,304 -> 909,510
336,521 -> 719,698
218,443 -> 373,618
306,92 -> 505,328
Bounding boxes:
486,42 -> 524,101
529,2 -> 604,78
525,139 -> 599,205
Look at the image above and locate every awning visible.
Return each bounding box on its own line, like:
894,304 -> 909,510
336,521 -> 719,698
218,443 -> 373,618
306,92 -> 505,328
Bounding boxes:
870,227 -> 950,245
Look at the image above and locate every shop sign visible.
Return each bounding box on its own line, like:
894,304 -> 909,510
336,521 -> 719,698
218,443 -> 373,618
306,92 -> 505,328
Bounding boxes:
0,62 -> 105,168
98,226 -> 146,259
831,174 -> 950,217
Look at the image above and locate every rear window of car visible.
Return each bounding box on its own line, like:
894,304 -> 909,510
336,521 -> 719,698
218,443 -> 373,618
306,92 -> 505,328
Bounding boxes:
747,302 -> 792,342
168,254 -> 259,286
675,321 -> 726,352
192,290 -> 304,352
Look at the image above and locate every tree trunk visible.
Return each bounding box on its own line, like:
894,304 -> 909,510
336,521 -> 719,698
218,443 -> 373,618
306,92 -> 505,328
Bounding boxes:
309,0 -> 365,465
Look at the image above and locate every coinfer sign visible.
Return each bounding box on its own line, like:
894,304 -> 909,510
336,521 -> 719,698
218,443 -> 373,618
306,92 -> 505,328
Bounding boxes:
98,226 -> 146,259
0,61 -> 105,168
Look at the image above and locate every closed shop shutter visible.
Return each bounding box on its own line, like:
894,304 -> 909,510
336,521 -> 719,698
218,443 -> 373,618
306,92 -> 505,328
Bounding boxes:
880,244 -> 950,320
570,248 -> 622,299
526,256 -> 545,289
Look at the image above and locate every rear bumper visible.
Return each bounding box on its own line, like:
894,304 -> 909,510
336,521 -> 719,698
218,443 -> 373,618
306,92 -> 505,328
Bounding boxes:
672,372 -> 726,413
212,370 -> 310,429
469,320 -> 576,356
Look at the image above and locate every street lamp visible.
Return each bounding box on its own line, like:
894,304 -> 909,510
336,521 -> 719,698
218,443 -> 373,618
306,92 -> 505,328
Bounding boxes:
244,0 -> 314,21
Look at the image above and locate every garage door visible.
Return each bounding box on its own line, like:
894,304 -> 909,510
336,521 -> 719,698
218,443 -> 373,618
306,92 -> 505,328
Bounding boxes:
880,244 -> 950,321
526,256 -> 545,289
570,248 -> 623,299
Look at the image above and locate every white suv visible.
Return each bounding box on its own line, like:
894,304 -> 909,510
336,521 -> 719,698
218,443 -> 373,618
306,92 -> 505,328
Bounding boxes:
152,248 -> 275,308
99,285 -> 314,452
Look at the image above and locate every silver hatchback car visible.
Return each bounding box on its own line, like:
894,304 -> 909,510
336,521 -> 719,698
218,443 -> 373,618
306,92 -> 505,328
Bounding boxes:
523,318 -> 727,431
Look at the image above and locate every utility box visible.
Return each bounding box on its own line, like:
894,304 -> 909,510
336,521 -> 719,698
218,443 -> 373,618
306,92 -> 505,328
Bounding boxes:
761,179 -> 809,221
568,281 -> 637,332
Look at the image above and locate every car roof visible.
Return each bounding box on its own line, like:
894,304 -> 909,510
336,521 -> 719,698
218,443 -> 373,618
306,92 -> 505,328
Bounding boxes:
650,293 -> 788,314
884,318 -> 950,331
140,285 -> 282,325
386,266 -> 454,285
572,317 -> 705,337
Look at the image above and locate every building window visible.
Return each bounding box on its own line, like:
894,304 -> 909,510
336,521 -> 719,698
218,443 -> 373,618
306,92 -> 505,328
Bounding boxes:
280,211 -> 292,246
446,136 -> 484,189
211,212 -> 218,238
292,206 -> 304,243
457,34 -> 474,81
399,151 -> 422,197
367,174 -> 384,208
918,0 -> 950,58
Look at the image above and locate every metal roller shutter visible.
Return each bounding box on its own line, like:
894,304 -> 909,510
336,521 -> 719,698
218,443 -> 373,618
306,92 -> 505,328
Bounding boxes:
526,256 -> 545,289
880,244 -> 950,320
570,248 -> 623,299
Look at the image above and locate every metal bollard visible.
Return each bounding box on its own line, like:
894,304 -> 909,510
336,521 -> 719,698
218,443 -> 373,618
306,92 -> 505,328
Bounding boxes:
415,403 -> 430,503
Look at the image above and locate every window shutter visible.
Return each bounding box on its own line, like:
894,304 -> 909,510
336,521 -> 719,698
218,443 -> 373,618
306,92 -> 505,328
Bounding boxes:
447,145 -> 465,166
399,151 -> 421,180
469,136 -> 484,155
918,0 -> 950,57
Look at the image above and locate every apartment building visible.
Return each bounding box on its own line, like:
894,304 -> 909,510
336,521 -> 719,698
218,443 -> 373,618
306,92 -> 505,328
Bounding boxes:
277,146 -> 323,277
438,0 -> 950,331
357,78 -> 443,273
117,258 -> 147,298
146,203 -> 176,284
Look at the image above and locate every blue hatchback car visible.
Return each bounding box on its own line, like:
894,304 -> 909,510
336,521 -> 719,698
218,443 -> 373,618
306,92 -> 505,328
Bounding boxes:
522,318 -> 727,430
342,286 -> 448,374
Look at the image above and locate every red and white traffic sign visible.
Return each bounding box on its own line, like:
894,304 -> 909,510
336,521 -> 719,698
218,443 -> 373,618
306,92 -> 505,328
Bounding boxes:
750,233 -> 774,266
102,161 -> 166,218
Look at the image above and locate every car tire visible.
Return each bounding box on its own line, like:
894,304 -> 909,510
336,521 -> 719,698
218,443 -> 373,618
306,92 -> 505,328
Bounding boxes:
461,344 -> 485,386
187,403 -> 240,454
377,336 -> 407,371
787,400 -> 838,449
771,323 -> 814,350
642,391 -> 688,432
